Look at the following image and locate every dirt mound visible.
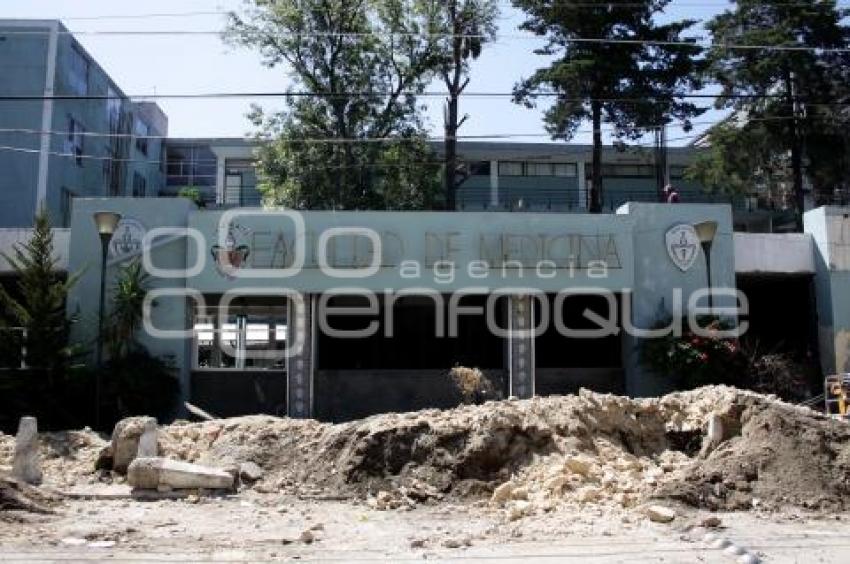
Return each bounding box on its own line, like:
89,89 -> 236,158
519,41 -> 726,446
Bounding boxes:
655,400 -> 850,510
2,386 -> 848,513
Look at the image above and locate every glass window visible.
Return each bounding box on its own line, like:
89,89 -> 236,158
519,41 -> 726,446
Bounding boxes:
60,188 -> 75,228
553,163 -> 577,177
132,172 -> 146,198
526,163 -> 552,176
467,161 -> 491,176
67,45 -> 89,96
498,161 -> 523,176
107,87 -> 122,132
194,305 -> 288,370
134,119 -> 149,155
64,116 -> 84,166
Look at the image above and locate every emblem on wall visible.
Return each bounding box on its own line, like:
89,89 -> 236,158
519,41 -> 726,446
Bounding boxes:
109,217 -> 146,258
665,224 -> 700,272
211,222 -> 252,278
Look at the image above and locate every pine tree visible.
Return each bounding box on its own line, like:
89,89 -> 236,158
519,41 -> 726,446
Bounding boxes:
703,0 -> 849,229
512,0 -> 705,212
0,210 -> 77,374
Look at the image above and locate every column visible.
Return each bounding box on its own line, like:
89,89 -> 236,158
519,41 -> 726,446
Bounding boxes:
576,161 -> 587,211
287,293 -> 315,418
489,160 -> 499,208
508,295 -> 535,399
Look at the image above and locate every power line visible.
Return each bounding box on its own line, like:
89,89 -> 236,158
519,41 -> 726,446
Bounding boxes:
3,27 -> 850,53
0,115 -> 802,143
3,91 -> 849,110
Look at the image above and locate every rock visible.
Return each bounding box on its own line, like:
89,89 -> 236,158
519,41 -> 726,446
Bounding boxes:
239,461 -> 264,483
299,530 -> 314,544
137,419 -> 158,458
564,457 -> 594,477
510,486 -> 529,500
737,553 -> 760,564
646,505 -> 676,523
12,417 -> 42,485
111,417 -> 158,474
410,538 -> 425,548
127,457 -> 235,491
491,481 -> 514,504
507,500 -> 531,521
701,516 -> 722,528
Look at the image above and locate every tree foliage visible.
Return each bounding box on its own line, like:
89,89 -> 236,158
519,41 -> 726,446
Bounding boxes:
227,0 -> 444,210
0,210 -> 78,374
105,260 -> 149,361
696,0 -> 850,223
512,0 -> 705,212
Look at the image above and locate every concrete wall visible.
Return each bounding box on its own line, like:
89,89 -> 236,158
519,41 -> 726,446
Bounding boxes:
805,207 -> 850,374
734,233 -> 815,275
66,198 -> 196,403
617,203 -> 737,396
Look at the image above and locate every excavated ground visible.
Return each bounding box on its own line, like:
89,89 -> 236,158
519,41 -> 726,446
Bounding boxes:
2,386 -> 849,514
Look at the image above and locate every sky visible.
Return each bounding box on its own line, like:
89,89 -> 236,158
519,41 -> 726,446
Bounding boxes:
2,0 -> 731,145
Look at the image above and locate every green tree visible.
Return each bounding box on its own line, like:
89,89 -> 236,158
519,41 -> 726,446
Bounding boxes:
416,0 -> 498,208
702,0 -> 849,228
227,0 -> 443,210
0,210 -> 78,375
512,0 -> 705,212
686,121 -> 793,209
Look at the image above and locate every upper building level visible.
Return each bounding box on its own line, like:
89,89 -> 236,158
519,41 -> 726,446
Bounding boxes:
161,138 -> 794,232
0,19 -> 167,227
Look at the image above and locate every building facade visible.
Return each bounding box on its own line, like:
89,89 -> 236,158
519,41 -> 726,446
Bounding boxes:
0,19 -> 167,228
57,197 -> 850,422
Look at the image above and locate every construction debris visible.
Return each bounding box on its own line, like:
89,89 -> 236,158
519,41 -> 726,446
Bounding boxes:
11,417 -> 42,485
645,505 -> 676,523
127,457 -> 235,491
109,417 -> 158,474
2,386 -> 850,514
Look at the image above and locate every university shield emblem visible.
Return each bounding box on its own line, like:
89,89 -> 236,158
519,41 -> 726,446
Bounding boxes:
665,224 -> 700,272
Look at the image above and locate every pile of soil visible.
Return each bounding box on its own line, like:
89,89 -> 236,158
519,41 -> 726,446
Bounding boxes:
2,386 -> 849,512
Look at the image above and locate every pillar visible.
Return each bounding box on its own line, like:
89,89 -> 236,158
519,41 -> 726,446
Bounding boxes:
287,293 -> 315,418
508,295 -> 535,399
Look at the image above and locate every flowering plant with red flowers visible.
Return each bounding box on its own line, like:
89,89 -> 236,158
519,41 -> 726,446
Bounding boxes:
641,315 -> 748,389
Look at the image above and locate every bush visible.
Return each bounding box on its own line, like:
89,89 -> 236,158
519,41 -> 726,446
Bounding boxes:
641,316 -> 748,390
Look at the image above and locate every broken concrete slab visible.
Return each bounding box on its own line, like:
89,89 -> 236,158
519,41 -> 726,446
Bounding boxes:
112,416 -> 158,474
12,416 -> 42,485
127,457 -> 235,491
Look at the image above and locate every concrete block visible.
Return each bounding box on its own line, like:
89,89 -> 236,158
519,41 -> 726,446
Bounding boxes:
12,416 -> 42,485
127,457 -> 235,491
137,419 -> 158,458
111,416 -> 157,473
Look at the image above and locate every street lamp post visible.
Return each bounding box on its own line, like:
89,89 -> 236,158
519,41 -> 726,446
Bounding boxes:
93,211 -> 121,428
694,220 -> 718,312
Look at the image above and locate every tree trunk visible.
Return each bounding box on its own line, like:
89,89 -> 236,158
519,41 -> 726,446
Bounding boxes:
786,71 -> 805,231
590,101 -> 603,213
445,94 -> 459,211
444,0 -> 461,212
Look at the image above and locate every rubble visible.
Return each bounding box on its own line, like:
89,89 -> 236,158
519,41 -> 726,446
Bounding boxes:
127,457 -> 235,491
645,505 -> 676,523
110,417 -> 158,474
2,386 -> 850,514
